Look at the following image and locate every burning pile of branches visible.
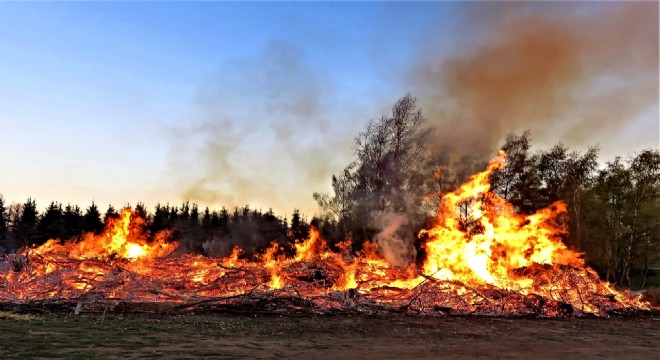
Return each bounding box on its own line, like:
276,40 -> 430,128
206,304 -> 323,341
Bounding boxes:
0,153 -> 651,317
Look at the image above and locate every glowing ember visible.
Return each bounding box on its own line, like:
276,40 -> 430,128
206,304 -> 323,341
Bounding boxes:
0,153 -> 651,317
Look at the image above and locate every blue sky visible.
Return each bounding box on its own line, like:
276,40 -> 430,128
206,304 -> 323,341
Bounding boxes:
0,2 -> 453,216
0,2 -> 657,217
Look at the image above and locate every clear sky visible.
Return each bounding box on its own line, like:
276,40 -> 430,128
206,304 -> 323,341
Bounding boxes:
0,2 -> 657,218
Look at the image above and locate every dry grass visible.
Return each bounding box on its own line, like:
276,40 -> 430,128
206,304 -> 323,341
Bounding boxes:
0,311 -> 40,321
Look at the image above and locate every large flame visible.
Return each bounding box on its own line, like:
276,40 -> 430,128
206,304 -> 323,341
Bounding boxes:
31,209 -> 175,264
421,151 -> 583,290
0,153 -> 650,316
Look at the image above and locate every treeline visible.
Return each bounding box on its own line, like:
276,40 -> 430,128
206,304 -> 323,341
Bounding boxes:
490,132 -> 660,287
312,94 -> 660,288
0,199 -> 313,258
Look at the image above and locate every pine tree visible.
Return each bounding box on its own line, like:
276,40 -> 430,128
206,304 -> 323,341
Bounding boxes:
104,204 -> 119,223
82,202 -> 104,234
14,198 -> 39,247
289,209 -> 309,242
0,195 -> 10,251
151,203 -> 171,233
190,203 -> 199,227
63,204 -> 83,239
202,207 -> 212,230
37,201 -> 64,244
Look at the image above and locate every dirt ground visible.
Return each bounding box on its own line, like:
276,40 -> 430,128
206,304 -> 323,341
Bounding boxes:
0,312 -> 658,359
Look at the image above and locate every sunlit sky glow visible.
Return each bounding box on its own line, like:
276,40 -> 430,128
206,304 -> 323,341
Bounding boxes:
0,2 -> 657,217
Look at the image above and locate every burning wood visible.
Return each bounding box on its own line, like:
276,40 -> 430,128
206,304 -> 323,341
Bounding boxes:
0,153 -> 651,317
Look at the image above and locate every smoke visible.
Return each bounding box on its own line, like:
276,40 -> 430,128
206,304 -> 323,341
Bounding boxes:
202,238 -> 235,258
201,224 -> 266,258
168,3 -> 658,219
413,2 -> 659,158
373,212 -> 416,268
168,41 -> 362,216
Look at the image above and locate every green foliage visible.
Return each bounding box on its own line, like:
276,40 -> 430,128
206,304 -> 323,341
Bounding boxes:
485,132 -> 659,287
582,150 -> 660,287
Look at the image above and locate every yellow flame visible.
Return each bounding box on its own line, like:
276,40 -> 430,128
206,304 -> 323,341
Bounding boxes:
262,242 -> 284,289
421,151 -> 583,289
293,227 -> 328,262
125,244 -> 147,259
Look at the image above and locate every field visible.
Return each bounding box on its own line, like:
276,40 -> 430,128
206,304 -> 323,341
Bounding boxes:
0,312 -> 657,359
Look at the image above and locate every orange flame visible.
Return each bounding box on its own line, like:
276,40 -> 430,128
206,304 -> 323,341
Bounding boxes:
293,227 -> 328,262
31,209 -> 176,264
262,242 -> 284,290
421,151 -> 583,290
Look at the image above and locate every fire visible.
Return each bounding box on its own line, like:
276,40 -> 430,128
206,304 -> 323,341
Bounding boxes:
0,153 -> 651,317
421,151 -> 583,290
262,242 -> 284,290
31,209 -> 176,263
125,244 -> 147,259
293,227 -> 328,262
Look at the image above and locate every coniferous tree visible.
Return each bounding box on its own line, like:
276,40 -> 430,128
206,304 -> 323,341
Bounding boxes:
150,203 -> 171,233
37,201 -> 64,244
190,203 -> 199,227
104,204 -> 119,223
82,202 -> 104,234
179,202 -> 204,252
0,195 -> 10,251
289,209 -> 309,243
14,198 -> 39,247
168,205 -> 179,224
179,201 -> 191,224
201,207 -> 212,230
134,202 -> 148,219
219,207 -> 230,232
260,208 -> 288,249
6,202 -> 22,250
63,204 -> 83,240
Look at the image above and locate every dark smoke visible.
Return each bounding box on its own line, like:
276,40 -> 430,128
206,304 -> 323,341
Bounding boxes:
413,2 -> 659,158
201,222 -> 267,258
169,3 -> 658,219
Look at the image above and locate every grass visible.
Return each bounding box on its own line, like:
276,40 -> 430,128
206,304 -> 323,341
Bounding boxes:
0,314 -> 243,358
0,313 -> 657,359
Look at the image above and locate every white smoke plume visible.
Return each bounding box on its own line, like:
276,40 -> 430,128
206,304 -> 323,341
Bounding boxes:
373,212 -> 417,268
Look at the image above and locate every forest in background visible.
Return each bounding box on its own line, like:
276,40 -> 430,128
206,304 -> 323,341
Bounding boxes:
1,95 -> 658,288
